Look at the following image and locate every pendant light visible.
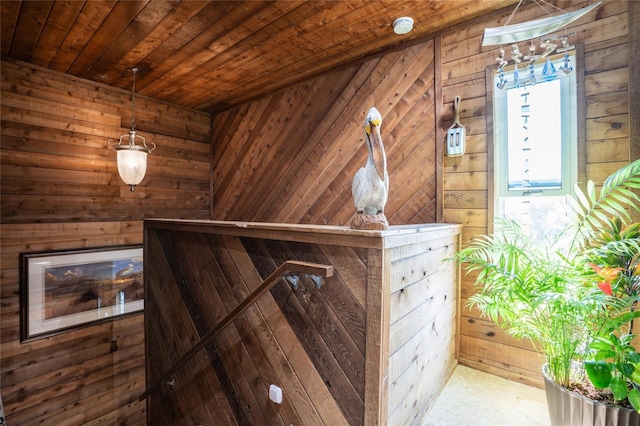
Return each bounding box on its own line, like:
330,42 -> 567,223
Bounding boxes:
108,67 -> 156,192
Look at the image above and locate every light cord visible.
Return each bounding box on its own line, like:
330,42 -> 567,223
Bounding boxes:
130,68 -> 138,131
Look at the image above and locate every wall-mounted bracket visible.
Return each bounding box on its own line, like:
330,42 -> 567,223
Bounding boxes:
284,274 -> 299,290
284,273 -> 323,290
307,274 -> 322,289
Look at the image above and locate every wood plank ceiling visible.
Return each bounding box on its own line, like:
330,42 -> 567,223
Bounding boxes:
1,0 -> 517,113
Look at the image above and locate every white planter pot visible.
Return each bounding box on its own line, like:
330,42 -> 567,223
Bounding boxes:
543,367 -> 640,426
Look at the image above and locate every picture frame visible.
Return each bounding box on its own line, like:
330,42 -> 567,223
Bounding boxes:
20,245 -> 144,342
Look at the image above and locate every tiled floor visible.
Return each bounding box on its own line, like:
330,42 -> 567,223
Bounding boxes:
421,364 -> 550,426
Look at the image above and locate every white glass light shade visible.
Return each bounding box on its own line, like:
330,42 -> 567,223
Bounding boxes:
110,129 -> 155,192
116,148 -> 148,189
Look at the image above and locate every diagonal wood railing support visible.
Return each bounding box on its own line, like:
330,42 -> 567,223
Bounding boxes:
139,260 -> 333,401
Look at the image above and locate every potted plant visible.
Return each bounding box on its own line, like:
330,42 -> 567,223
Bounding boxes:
454,159 -> 640,425
579,217 -> 640,407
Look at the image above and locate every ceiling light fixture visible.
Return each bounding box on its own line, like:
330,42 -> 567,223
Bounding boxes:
393,17 -> 414,35
108,67 -> 156,192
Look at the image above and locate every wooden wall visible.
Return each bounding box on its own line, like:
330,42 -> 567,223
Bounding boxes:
142,220 -> 460,425
207,0 -> 636,393
1,0 -> 637,423
211,41 -> 439,225
387,227 -> 460,424
144,223 -> 371,425
0,59 -> 211,424
440,0 -> 636,387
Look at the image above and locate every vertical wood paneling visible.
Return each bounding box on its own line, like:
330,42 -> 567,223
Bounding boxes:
441,0 -> 634,387
211,41 -> 438,226
1,60 -> 211,424
631,0 -> 640,224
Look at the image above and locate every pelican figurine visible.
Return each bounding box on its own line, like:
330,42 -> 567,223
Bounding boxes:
351,107 -> 389,229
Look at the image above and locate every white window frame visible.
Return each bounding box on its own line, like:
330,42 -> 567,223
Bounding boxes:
488,48 -> 584,232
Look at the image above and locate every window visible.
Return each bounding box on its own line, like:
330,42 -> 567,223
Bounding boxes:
491,51 -> 580,238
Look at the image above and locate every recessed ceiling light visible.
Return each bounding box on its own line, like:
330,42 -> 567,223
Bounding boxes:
393,17 -> 414,35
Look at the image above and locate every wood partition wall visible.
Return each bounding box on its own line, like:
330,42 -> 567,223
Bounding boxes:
142,219 -> 461,425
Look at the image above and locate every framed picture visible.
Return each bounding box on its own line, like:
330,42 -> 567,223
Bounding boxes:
20,245 -> 144,342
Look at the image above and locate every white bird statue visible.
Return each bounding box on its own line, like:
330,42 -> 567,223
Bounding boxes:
351,107 -> 389,230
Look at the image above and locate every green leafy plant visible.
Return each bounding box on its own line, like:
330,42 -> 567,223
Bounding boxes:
454,159 -> 640,401
584,332 -> 640,410
581,219 -> 640,410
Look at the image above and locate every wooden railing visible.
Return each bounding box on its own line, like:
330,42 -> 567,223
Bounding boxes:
139,260 -> 333,401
